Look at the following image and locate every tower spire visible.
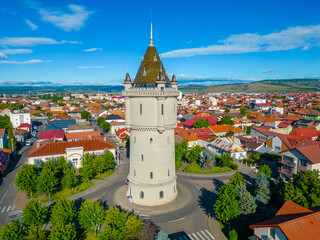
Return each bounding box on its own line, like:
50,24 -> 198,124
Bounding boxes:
149,19 -> 154,46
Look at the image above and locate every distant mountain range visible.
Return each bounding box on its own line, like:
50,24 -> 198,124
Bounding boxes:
0,78 -> 319,94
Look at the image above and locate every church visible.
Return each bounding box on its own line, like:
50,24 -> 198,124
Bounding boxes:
122,23 -> 179,206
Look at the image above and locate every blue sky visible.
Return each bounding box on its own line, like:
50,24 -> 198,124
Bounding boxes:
1,0 -> 320,86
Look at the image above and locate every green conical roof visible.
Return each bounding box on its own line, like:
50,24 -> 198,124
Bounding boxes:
134,46 -> 170,85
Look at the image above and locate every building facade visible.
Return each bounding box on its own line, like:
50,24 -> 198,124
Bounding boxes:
9,110 -> 31,129
123,25 -> 179,206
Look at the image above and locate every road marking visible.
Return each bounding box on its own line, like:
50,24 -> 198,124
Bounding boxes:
201,231 -> 211,240
11,206 -> 14,211
192,233 -> 200,240
196,185 -> 200,191
168,217 -> 186,222
205,230 -> 215,239
6,205 -> 11,212
1,206 -> 6,213
188,235 -> 194,240
0,190 -> 8,204
8,210 -> 22,216
196,232 -> 205,240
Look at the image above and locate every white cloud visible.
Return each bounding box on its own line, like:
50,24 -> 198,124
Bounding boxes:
0,59 -> 52,64
0,37 -> 81,47
77,66 -> 105,69
38,4 -> 93,32
1,48 -> 33,55
161,24 -> 320,58
262,68 -> 275,73
0,52 -> 7,59
83,48 -> 102,52
25,19 -> 38,31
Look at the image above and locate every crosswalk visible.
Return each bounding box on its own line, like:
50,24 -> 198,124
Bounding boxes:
0,205 -> 15,214
4,210 -> 22,225
170,229 -> 215,240
119,160 -> 129,165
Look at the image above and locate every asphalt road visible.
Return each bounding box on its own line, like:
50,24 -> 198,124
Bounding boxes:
0,119 -> 46,226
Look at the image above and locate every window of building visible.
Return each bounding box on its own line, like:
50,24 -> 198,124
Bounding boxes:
174,185 -> 176,193
134,137 -> 136,144
150,138 -> 153,144
150,172 -> 153,179
140,104 -> 142,115
140,191 -> 144,199
141,154 -> 144,162
275,146 -> 281,151
159,191 -> 163,199
168,169 -> 170,176
161,104 -> 164,115
134,170 -> 136,176
270,227 -> 276,239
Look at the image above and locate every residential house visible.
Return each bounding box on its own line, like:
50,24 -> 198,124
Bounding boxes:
38,130 -> 65,142
279,142 -> 320,180
289,127 -> 319,140
104,114 -> 124,123
174,128 -> 199,147
110,121 -> 126,134
208,137 -> 247,159
46,119 -> 76,131
27,136 -> 116,168
67,109 -> 82,119
9,110 -> 31,128
209,125 -> 245,137
65,131 -> 101,142
182,116 -> 218,129
0,129 -> 8,149
67,124 -> 94,133
250,200 -> 320,240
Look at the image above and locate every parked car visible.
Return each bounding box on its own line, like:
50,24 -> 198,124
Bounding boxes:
26,141 -> 31,146
119,146 -> 124,150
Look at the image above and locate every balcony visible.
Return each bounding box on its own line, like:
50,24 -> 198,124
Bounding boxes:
298,165 -> 308,172
278,167 -> 293,177
279,159 -> 296,167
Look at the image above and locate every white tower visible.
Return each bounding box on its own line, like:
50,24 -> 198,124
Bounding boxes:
123,23 -> 179,206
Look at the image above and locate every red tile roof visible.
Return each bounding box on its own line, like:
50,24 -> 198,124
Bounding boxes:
290,128 -> 319,140
38,130 -> 65,140
182,116 -> 218,128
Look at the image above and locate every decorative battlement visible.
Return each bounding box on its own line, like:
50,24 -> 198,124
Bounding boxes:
128,123 -> 176,131
122,87 -> 179,97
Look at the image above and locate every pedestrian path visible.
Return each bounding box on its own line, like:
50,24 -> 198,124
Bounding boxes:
170,229 -> 215,240
119,160 -> 129,165
0,205 -> 15,214
4,210 -> 22,225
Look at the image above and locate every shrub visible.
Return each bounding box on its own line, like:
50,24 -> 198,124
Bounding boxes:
229,163 -> 238,170
229,229 -> 238,240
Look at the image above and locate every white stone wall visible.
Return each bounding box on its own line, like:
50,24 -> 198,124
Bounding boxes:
10,111 -> 31,128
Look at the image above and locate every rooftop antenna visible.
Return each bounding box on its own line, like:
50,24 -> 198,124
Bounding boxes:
149,10 -> 154,46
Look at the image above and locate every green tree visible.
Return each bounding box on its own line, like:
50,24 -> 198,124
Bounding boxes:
218,116 -> 234,126
78,199 -> 105,236
237,184 -> 257,215
198,149 -> 215,170
193,118 -> 211,128
255,173 -> 271,204
61,168 -> 77,190
185,145 -> 203,163
244,126 -> 251,134
102,150 -> 115,170
225,130 -> 233,137
229,229 -> 238,240
214,184 -> 240,223
229,172 -> 246,188
258,164 -> 272,179
79,153 -> 95,182
26,226 -> 47,240
175,140 -> 188,162
225,108 -> 230,113
0,219 -> 26,240
93,156 -> 105,178
37,161 -> 59,202
36,106 -> 42,110
50,198 -> 77,225
97,117 -> 105,125
49,222 -> 77,240
253,153 -> 261,162
155,230 -> 170,240
240,107 -> 249,116
15,164 -> 38,197
101,122 -> 110,132
280,170 -> 320,208
22,199 -> 48,227
81,110 -> 91,120
221,153 -> 233,167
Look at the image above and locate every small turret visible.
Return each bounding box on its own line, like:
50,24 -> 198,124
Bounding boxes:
171,73 -> 178,90
156,66 -> 166,91
124,71 -> 132,90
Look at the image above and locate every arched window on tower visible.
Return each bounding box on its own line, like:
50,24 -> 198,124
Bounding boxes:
140,104 -> 142,115
159,191 -> 163,199
150,172 -> 153,179
150,138 -> 153,144
140,191 -> 144,199
161,104 -> 164,115
141,154 -> 144,162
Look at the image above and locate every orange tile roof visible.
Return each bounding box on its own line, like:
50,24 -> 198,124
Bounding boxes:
65,131 -> 101,140
209,125 -> 244,133
27,137 -> 115,158
174,128 -> 199,141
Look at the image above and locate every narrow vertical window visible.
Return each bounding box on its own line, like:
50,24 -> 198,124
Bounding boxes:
140,104 -> 142,115
161,104 -> 164,115
141,154 -> 144,162
140,191 -> 144,198
159,191 -> 164,199
168,169 -> 170,176
174,185 -> 176,193
134,170 -> 136,176
134,137 -> 136,144
150,172 -> 153,179
150,138 -> 153,144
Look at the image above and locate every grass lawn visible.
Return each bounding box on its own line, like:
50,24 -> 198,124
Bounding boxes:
175,161 -> 183,171
219,221 -> 253,240
184,162 -> 233,174
40,181 -> 95,203
85,230 -> 99,240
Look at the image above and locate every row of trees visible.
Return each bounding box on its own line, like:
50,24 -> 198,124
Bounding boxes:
0,115 -> 16,149
15,152 -> 115,199
97,117 -> 111,133
0,198 -> 169,240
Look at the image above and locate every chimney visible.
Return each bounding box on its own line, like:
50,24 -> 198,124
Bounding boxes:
36,142 -> 40,148
104,137 -> 107,141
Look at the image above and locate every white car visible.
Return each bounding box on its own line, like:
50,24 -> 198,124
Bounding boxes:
26,141 -> 31,146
